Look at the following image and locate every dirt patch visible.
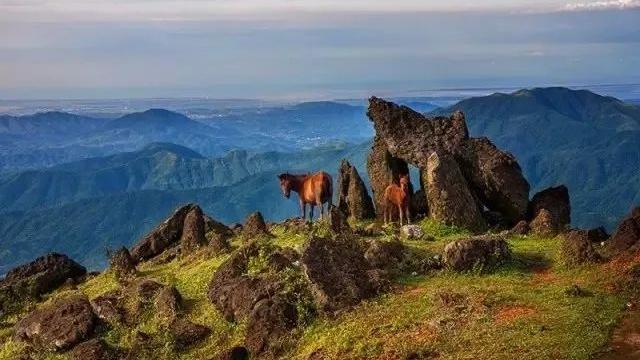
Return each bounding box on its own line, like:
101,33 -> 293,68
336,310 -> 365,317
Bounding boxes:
531,268 -> 559,285
597,308 -> 640,359
494,306 -> 536,325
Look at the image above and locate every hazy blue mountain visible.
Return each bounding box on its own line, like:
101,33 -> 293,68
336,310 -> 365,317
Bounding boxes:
436,87 -> 640,229
0,142 -> 369,273
0,102 -> 373,172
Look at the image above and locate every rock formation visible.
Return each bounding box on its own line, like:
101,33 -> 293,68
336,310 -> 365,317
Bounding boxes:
14,295 -> 97,351
0,253 -> 86,317
180,205 -> 207,253
528,185 -> 571,235
561,230 -> 601,265
242,211 -> 271,241
443,236 -> 511,272
337,159 -> 375,220
424,152 -> 486,233
609,207 -> 640,254
366,97 -> 531,226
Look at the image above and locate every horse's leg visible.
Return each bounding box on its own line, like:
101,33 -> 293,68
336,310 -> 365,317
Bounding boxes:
309,205 -> 315,222
383,202 -> 388,225
300,200 -> 306,221
406,204 -> 411,224
398,204 -> 404,226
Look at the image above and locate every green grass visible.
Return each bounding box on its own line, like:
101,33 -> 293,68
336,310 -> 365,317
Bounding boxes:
1,220 -> 635,360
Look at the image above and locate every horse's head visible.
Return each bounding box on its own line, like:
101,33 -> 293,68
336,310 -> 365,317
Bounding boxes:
399,174 -> 410,188
278,173 -> 293,198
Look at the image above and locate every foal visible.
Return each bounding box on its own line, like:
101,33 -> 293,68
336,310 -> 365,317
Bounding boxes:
278,172 -> 333,221
383,174 -> 411,225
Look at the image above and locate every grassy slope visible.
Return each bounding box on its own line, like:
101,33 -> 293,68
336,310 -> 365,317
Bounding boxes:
0,219 -> 634,360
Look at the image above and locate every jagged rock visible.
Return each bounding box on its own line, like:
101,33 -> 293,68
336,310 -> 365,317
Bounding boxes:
135,279 -> 164,303
242,212 -> 271,241
154,286 -> 183,321
205,215 -> 233,253
458,138 -> 530,223
170,319 -> 211,351
14,295 -> 96,351
0,253 -> 86,316
208,243 -> 287,322
364,239 -> 405,270
424,152 -> 486,233
337,159 -> 375,220
367,97 -> 469,167
609,207 -> 640,253
366,135 -> 410,219
528,185 -> 571,231
328,205 -> 350,234
180,205 -> 207,253
245,297 -> 297,357
130,204 -> 195,262
529,209 -> 560,237
510,220 -> 530,235
70,339 -> 119,360
443,237 -> 511,272
401,224 -> 424,240
90,290 -> 124,325
214,346 -> 250,360
108,247 -> 136,279
561,230 -> 601,266
301,236 -> 382,313
586,226 -> 609,243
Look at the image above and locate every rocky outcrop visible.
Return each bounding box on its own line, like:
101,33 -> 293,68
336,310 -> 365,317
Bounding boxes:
301,236 -> 385,313
14,295 -> 96,351
510,220 -> 530,235
366,97 -> 530,226
528,185 -> 571,234
205,215 -> 233,253
443,237 -> 511,272
130,204 -> 195,262
561,230 -> 601,266
424,152 -> 486,233
108,247 -> 136,279
364,239 -> 405,271
609,207 -> 640,254
245,297 -> 297,357
154,286 -> 183,321
169,319 -> 211,351
180,205 -> 207,253
458,138 -> 530,222
337,160 -> 375,220
529,209 -> 560,237
367,98 -> 468,167
0,253 -> 86,317
586,226 -> 609,243
70,339 -> 120,360
91,290 -> 124,326
242,212 -> 271,241
366,135 -> 410,219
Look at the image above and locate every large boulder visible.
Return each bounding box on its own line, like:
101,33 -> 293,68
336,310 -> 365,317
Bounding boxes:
204,215 -> 233,253
180,205 -> 207,253
366,135 -> 410,219
14,295 -> 96,351
528,185 -> 571,232
337,159 -> 375,221
561,230 -> 601,266
169,319 -> 211,351
364,238 -> 405,270
301,236 -> 384,313
367,97 -> 469,167
0,253 -> 86,316
108,247 -> 136,279
242,212 -> 271,241
70,339 -> 120,360
457,138 -> 530,223
90,290 -> 125,326
529,209 -> 561,237
130,204 -> 196,262
245,297 -> 298,357
207,243 -> 288,322
443,237 -> 511,272
424,152 -> 486,233
609,207 -> 640,254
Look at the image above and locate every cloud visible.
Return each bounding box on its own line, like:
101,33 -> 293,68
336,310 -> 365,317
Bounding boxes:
564,0 -> 640,10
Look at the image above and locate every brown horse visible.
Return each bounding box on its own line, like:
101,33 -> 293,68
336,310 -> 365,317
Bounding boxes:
278,171 -> 333,221
383,174 -> 411,225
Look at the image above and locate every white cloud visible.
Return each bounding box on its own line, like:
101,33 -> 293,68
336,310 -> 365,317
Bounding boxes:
564,0 -> 640,10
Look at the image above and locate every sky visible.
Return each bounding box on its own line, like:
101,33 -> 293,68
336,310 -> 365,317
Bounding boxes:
0,0 -> 639,99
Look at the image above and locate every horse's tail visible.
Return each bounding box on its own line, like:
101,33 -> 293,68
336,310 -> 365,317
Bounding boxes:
326,172 -> 333,207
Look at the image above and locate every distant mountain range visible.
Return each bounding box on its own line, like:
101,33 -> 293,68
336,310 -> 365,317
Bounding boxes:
0,102 -> 373,172
0,87 -> 638,273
